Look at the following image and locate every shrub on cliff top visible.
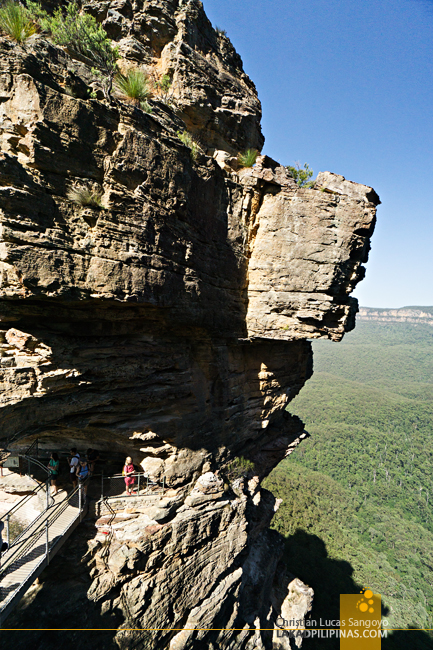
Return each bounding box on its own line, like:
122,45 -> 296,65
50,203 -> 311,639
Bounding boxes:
226,456 -> 255,481
29,1 -> 119,100
286,162 -> 315,188
237,148 -> 258,168
0,0 -> 37,42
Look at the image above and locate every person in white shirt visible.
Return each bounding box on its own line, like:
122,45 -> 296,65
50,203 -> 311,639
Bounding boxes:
68,448 -> 80,490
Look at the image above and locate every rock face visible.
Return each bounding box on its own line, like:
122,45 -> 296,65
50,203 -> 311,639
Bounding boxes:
0,1 -> 379,648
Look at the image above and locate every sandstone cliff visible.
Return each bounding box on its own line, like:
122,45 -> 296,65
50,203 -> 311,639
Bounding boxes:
358,306 -> 433,326
0,1 -> 380,648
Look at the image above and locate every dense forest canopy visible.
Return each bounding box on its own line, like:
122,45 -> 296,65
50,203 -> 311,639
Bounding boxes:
264,319 -> 433,649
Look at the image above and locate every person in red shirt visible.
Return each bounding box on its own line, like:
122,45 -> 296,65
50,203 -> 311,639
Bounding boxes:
123,457 -> 136,495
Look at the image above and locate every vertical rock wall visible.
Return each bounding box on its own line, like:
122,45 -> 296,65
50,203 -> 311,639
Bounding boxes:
0,1 -> 379,647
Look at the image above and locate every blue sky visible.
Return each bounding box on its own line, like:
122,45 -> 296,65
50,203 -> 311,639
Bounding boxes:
203,0 -> 433,308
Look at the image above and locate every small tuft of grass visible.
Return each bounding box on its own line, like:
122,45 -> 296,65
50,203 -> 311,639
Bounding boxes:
64,86 -> 78,98
177,130 -> 201,162
155,73 -> 171,94
140,99 -> 152,114
215,26 -> 227,37
67,185 -> 102,209
114,69 -> 151,105
237,148 -> 258,168
0,0 -> 37,42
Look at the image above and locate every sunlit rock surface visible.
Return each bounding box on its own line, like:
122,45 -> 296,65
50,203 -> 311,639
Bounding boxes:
0,1 -> 379,648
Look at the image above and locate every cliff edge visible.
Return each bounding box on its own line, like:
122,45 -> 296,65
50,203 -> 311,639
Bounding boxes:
0,1 -> 380,648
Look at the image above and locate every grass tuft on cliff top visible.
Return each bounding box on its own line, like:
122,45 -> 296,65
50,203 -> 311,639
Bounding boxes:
237,148 -> 258,168
215,26 -> 227,37
0,0 -> 37,42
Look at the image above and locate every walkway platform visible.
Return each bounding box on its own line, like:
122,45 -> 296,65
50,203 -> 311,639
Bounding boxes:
0,488 -> 86,626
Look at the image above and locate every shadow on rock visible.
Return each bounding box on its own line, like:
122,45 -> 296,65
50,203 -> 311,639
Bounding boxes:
284,530 -> 433,650
1,519 -> 121,650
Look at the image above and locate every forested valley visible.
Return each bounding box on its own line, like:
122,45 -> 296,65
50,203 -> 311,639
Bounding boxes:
264,315 -> 433,649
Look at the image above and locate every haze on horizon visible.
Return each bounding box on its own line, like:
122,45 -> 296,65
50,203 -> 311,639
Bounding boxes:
203,0 -> 433,310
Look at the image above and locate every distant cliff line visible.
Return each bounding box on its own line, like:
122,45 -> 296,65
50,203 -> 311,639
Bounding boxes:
359,306 -> 433,325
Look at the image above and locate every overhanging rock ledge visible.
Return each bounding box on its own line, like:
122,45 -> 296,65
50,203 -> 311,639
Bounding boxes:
0,1 -> 379,647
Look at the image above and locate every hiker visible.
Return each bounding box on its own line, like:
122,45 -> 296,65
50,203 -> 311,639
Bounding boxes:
76,458 -> 90,503
68,448 -> 80,490
0,519 -> 7,555
47,452 -> 60,496
86,448 -> 99,474
123,457 -> 136,495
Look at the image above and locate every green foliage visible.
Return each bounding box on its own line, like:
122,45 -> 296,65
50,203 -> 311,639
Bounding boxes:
177,130 -> 200,161
264,462 -> 433,644
114,68 -> 151,105
286,161 -> 315,187
155,73 -> 171,93
264,319 -> 433,642
0,0 -> 37,42
237,148 -> 258,168
140,99 -> 152,113
226,456 -> 255,480
34,1 -> 118,100
215,26 -> 227,37
154,73 -> 172,105
67,185 -> 102,208
26,0 -> 47,22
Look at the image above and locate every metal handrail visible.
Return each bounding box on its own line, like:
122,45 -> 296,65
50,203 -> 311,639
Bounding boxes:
99,472 -> 165,500
5,483 -> 57,551
22,454 -> 51,477
0,484 -> 82,578
0,479 -> 47,521
24,439 -> 38,459
0,485 -> 87,626
99,498 -> 116,559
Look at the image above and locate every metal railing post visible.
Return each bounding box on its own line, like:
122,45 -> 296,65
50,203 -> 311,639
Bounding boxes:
79,483 -> 82,514
162,476 -> 165,495
137,473 -> 140,496
46,477 -> 50,510
45,519 -> 49,565
6,514 -> 10,546
101,473 -> 104,501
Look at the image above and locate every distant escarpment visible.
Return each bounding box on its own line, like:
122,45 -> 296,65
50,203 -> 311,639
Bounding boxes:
359,306 -> 433,326
0,1 -> 379,648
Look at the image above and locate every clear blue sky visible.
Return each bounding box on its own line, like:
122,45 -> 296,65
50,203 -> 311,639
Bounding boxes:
203,0 -> 433,308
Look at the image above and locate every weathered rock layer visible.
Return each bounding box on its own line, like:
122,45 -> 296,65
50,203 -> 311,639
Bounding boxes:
0,1 -> 379,648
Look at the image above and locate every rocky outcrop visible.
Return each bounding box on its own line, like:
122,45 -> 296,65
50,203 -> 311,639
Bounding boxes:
0,1 -> 379,648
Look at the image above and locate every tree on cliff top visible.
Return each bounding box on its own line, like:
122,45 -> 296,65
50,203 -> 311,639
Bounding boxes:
287,162 -> 315,188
